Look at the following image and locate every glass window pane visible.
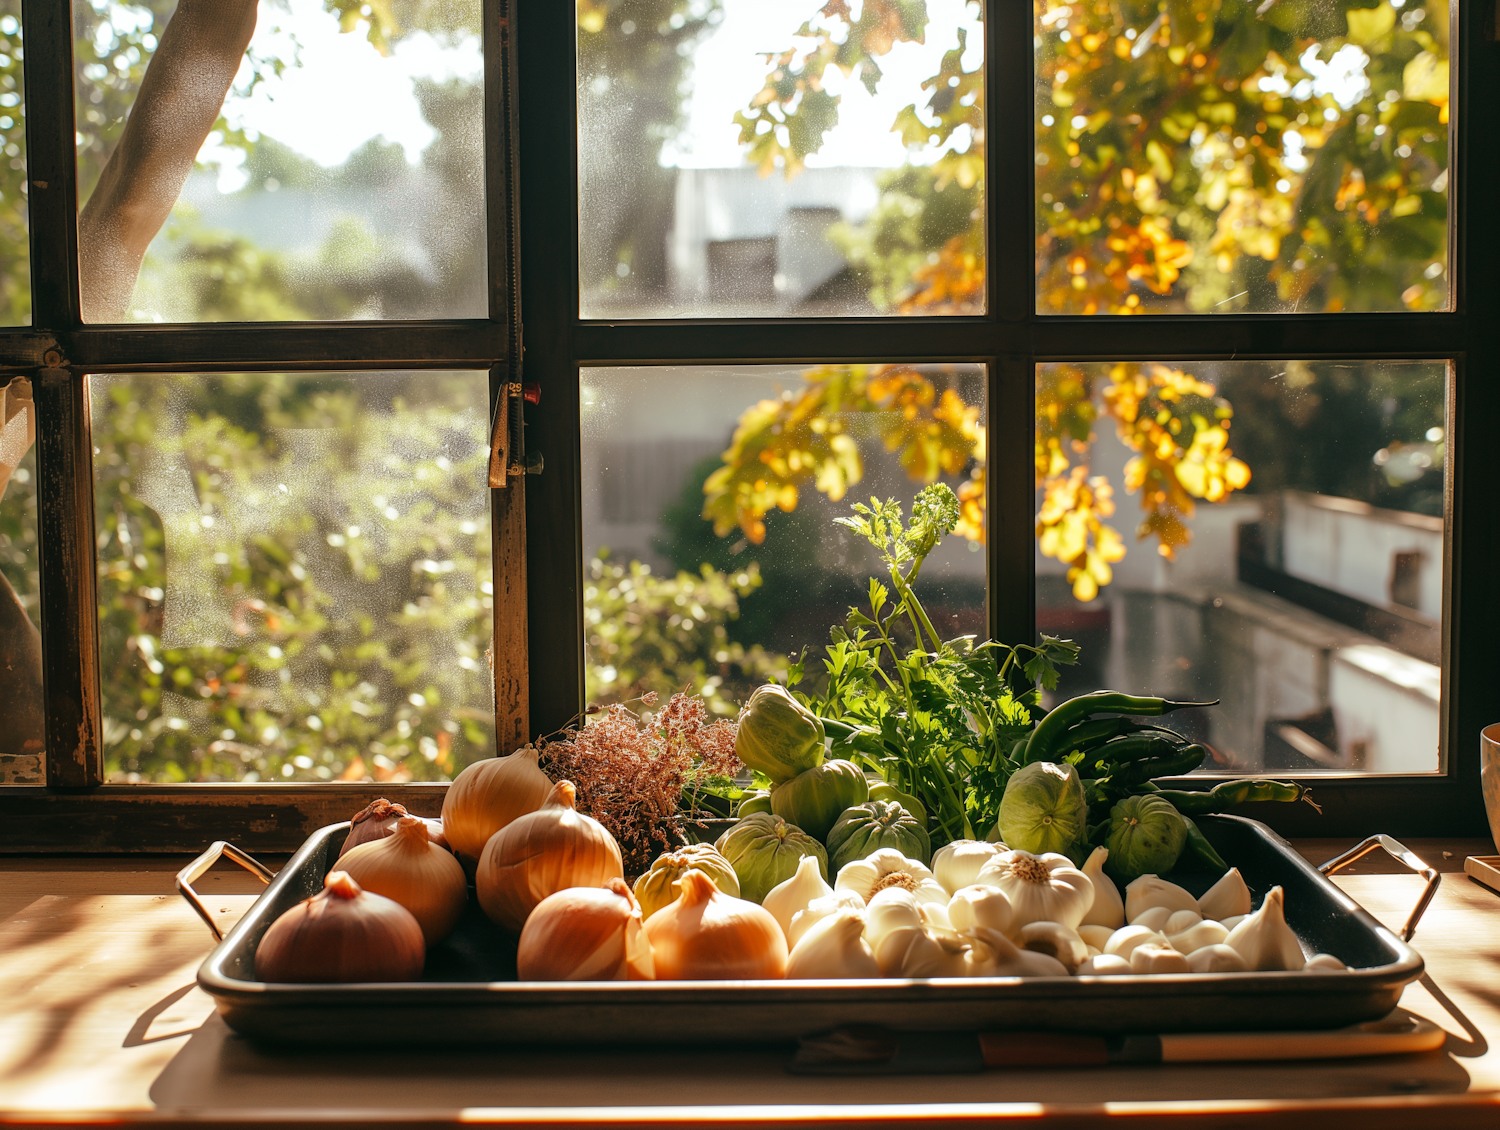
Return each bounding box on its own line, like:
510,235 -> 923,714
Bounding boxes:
1036,359 -> 1445,774
577,1 -> 986,318
0,376 -> 41,783
92,370 -> 495,782
1,0 -> 27,325
1035,1 -> 1451,314
582,363 -> 987,712
74,0 -> 485,324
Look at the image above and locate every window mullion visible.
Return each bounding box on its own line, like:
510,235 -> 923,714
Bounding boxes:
991,0 -> 1034,323
20,0 -> 80,331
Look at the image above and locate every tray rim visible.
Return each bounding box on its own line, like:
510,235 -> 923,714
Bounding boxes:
196,813 -> 1424,1008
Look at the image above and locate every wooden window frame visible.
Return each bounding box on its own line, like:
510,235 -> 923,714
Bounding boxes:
2,0 -> 1496,852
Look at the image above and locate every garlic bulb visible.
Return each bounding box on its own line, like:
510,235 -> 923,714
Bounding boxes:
340,798 -> 446,857
965,926 -> 1069,978
1079,847 -> 1126,929
786,908 -> 881,979
1016,921 -> 1089,972
1078,924 -> 1115,952
1130,906 -> 1175,933
1224,886 -> 1305,970
946,885 -> 1013,938
932,840 -> 1003,895
476,780 -> 624,932
255,871 -> 425,983
1103,924 -> 1169,960
339,816 -> 468,944
763,854 -> 834,942
1166,918 -> 1229,954
863,888 -> 926,952
1163,909 -> 1202,934
874,923 -> 970,978
442,745 -> 554,866
1077,953 -> 1132,976
1130,944 -> 1191,975
1124,875 -> 1199,921
516,879 -> 655,981
1304,952 -> 1347,971
787,890 -> 866,949
1188,944 -> 1247,973
975,850 -> 1094,930
644,869 -> 788,980
1198,867 -> 1253,921
1221,914 -> 1247,932
835,848 -> 948,907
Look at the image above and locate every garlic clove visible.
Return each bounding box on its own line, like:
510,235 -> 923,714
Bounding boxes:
1130,905 -> 1175,933
763,854 -> 835,942
919,900 -> 952,930
863,888 -> 926,951
1016,921 -> 1089,973
1221,914 -> 1248,931
1188,944 -> 1247,973
1198,867 -> 1253,921
1124,875 -> 1200,921
1085,945 -> 1102,958
1223,886 -> 1304,971
1163,909 -> 1203,934
1079,846 -> 1126,929
787,890 -> 866,950
1077,953 -> 1132,976
786,908 -> 881,979
932,840 -> 1004,895
1078,924 -> 1115,952
1131,943 -> 1192,975
946,884 -> 1013,938
874,923 -> 969,978
964,926 -> 1069,978
1304,952 -> 1348,971
1102,924 -> 1169,960
1166,918 -> 1229,954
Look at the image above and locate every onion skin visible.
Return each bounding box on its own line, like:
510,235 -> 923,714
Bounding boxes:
339,817 -> 468,945
516,879 -> 655,981
441,746 -> 554,866
476,780 -> 624,932
644,868 -> 788,980
255,871 -> 425,983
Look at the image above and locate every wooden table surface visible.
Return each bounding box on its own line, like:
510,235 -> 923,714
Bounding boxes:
2,840 -> 1499,1128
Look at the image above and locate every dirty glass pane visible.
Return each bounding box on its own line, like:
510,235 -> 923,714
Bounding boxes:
1036,359 -> 1445,774
92,371 -> 495,782
0,377 -> 42,782
73,0 -> 485,324
1035,0 -> 1451,314
580,363 -> 987,714
577,0 -> 985,318
0,1 -> 28,325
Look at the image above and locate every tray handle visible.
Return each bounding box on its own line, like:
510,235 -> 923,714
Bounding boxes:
175,840 -> 276,942
1318,833 -> 1440,942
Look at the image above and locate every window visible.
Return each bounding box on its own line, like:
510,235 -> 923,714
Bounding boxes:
1,0 -> 1492,851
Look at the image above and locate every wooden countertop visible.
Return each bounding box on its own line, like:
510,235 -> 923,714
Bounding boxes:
2,840 -> 1499,1128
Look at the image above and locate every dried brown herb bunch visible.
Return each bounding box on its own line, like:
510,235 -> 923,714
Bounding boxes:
537,691 -> 741,874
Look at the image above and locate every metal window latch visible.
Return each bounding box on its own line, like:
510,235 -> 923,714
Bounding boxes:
488,381 -> 540,488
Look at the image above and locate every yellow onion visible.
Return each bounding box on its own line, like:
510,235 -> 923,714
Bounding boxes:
339,798 -> 448,858
476,780 -> 624,931
441,746 -> 554,866
644,869 -> 788,980
338,816 -> 468,945
255,870 -> 425,983
516,878 -> 655,981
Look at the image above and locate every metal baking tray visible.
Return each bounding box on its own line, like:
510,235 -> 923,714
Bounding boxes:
183,815 -> 1429,1046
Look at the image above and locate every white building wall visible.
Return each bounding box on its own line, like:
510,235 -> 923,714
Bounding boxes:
1282,492 -> 1443,620
1329,644 -> 1442,773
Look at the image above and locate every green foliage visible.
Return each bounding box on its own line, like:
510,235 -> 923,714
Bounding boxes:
0,2 -> 28,326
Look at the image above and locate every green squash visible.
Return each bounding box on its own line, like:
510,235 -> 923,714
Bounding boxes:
998,761 -> 1088,857
770,759 -> 869,843
735,684 -> 825,784
1105,794 -> 1188,883
714,812 -> 828,903
632,843 -> 740,920
826,800 -> 932,872
867,782 -> 928,830
737,790 -> 772,817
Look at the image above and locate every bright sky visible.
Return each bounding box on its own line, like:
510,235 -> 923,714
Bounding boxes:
194,0 -> 982,191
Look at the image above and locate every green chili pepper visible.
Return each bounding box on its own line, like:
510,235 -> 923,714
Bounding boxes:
1023,691 -> 1218,764
1179,815 -> 1229,871
1146,779 -> 1318,814
1112,743 -> 1208,787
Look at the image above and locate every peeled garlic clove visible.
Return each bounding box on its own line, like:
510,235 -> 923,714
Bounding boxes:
1131,943 -> 1192,975
1130,906 -> 1175,933
1224,886 -> 1305,971
1103,924 -> 1168,960
1077,954 -> 1132,976
919,900 -> 952,930
1017,921 -> 1089,973
1079,847 -> 1126,929
1086,945 -> 1102,958
787,908 -> 881,979
964,926 -> 1069,978
946,884 -> 1013,938
1188,944 -> 1247,973
1077,924 -> 1114,952
875,923 -> 969,978
787,890 -> 866,950
863,888 -> 926,951
1166,918 -> 1230,954
1304,952 -> 1348,971
1221,914 -> 1248,932
1124,875 -> 1200,921
763,854 -> 834,942
1198,867 -> 1253,921
932,840 -> 1003,895
1164,909 -> 1203,934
